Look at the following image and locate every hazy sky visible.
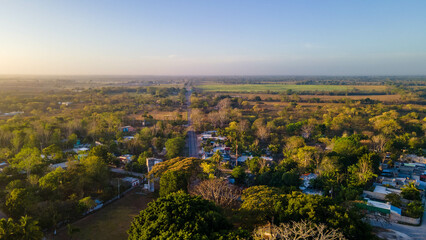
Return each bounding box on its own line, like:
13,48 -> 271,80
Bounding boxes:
1,1 -> 426,75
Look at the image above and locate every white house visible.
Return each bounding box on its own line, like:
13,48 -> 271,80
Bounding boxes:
122,177 -> 140,187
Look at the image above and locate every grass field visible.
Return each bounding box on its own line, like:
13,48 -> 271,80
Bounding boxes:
54,189 -> 154,240
198,84 -> 388,93
233,93 -> 402,102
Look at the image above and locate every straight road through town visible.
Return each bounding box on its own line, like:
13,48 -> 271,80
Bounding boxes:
185,88 -> 198,158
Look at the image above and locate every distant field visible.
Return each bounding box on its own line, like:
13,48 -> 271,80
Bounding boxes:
198,84 -> 388,93
234,93 -> 402,102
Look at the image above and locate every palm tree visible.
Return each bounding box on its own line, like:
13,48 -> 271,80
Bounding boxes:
0,216 -> 43,240
18,215 -> 43,240
0,218 -> 16,239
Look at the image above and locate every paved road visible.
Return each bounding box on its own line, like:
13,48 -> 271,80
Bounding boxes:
109,167 -> 144,178
185,88 -> 198,158
370,210 -> 426,240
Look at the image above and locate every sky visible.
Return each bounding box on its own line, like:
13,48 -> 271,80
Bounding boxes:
1,1 -> 426,75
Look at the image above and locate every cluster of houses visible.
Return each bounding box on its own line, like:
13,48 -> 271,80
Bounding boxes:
199,130 -> 273,165
361,154 -> 426,225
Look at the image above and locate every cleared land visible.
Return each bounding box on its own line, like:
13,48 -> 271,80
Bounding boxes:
53,189 -> 154,240
232,93 -> 402,102
198,84 -> 389,93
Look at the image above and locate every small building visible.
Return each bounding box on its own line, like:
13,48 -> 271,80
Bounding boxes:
146,158 -> 163,192
300,173 -> 318,190
118,154 -> 133,164
122,177 -> 140,187
119,126 -> 136,133
58,102 -> 72,106
50,160 -> 78,170
123,136 -> 135,141
146,158 -> 163,172
73,147 -> 90,153
300,173 -> 322,195
1,111 -> 24,116
0,162 -> 9,171
236,155 -> 253,163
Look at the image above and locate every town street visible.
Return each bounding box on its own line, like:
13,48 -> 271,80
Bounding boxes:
370,209 -> 426,240
109,167 -> 145,178
185,88 -> 198,158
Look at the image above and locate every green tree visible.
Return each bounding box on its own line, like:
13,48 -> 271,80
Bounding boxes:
0,216 -> 43,240
200,162 -> 217,179
295,146 -> 319,169
128,191 -> 231,240
5,188 -> 33,218
283,136 -> 305,157
333,136 -> 366,167
42,144 -> 64,162
385,193 -> 402,208
89,145 -> 116,165
159,170 -> 188,197
9,147 -> 44,178
348,153 -> 378,187
17,216 -> 44,240
211,150 -> 223,165
231,166 -> 246,184
369,110 -> 401,136
405,201 -> 424,218
247,157 -> 261,175
240,186 -> 284,223
0,218 -> 16,239
280,191 -> 373,240
80,156 -> 109,192
165,137 -> 185,159
281,169 -> 301,187
39,167 -> 65,191
401,183 -> 421,201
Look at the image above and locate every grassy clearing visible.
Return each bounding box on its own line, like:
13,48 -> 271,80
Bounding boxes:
54,189 -> 154,240
198,84 -> 388,93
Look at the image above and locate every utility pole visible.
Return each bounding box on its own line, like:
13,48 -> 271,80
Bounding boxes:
117,178 -> 120,199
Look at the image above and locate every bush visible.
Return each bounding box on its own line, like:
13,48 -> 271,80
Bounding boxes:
404,201 -> 424,218
401,183 -> 421,201
385,193 -> 402,207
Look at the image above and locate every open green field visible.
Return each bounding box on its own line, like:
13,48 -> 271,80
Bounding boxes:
198,84 -> 388,93
54,189 -> 154,240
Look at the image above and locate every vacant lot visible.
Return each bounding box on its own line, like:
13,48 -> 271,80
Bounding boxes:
54,189 -> 154,240
198,84 -> 388,93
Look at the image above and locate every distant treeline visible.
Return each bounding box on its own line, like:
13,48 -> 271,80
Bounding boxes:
199,76 -> 426,86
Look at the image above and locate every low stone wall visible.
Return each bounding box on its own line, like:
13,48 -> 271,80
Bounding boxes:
390,213 -> 421,225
